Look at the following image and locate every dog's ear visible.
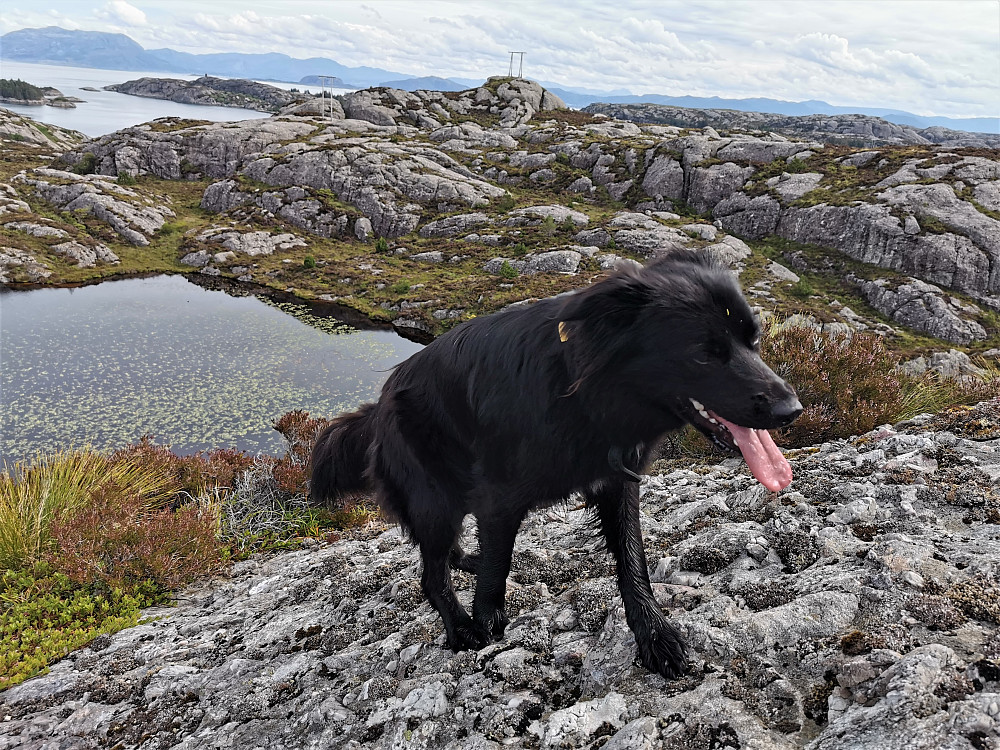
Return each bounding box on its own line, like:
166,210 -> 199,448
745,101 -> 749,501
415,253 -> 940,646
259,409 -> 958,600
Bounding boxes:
556,272 -> 655,393
558,271 -> 654,329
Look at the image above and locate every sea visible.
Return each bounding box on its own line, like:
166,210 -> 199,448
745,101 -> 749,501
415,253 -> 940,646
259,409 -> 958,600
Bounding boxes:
0,60 -> 354,137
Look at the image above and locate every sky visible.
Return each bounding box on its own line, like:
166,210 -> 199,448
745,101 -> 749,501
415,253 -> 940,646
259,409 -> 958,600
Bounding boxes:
1,0 -> 998,118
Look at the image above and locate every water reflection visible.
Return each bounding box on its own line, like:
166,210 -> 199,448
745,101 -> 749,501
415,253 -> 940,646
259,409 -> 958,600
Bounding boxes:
0,275 -> 422,465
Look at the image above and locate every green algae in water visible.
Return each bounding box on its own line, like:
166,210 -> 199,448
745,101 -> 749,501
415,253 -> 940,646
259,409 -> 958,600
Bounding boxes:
0,275 -> 422,464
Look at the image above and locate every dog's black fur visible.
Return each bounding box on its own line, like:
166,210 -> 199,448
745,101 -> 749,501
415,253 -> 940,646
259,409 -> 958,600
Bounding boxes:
311,254 -> 801,678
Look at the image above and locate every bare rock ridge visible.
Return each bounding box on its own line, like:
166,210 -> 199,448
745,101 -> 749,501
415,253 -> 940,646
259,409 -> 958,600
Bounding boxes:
584,102 -> 1000,149
3,75 -> 999,346
3,406 -> 999,749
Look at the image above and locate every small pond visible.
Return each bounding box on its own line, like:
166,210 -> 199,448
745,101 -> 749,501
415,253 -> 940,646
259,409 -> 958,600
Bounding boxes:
0,275 -> 423,466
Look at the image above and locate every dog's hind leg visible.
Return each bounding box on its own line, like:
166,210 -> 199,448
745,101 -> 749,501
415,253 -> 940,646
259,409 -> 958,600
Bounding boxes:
449,545 -> 480,573
588,479 -> 688,679
472,512 -> 521,640
409,501 -> 490,652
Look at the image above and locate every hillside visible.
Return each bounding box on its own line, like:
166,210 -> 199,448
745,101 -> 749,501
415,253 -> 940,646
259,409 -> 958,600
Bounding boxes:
2,77 -> 997,356
584,102 -> 1000,149
2,405 -> 1000,748
1,77 -> 1000,749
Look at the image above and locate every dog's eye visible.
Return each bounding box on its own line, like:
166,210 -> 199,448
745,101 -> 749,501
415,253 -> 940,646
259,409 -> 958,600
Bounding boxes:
704,340 -> 730,363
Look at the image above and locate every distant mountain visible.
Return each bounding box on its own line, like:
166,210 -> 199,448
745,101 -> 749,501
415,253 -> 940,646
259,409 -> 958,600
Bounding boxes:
550,92 -> 999,135
378,76 -> 467,92
2,26 -> 996,135
146,48 -> 403,88
0,26 -> 180,72
0,26 -> 406,88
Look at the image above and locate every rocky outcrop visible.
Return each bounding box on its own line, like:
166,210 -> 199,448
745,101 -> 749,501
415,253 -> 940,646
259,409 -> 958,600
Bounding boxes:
853,277 -> 987,344
4,404 -> 1000,749
0,106 -> 85,149
196,140 -> 506,240
190,228 -> 308,262
585,102 -> 1000,149
0,246 -> 51,282
106,76 -> 307,113
483,249 -> 583,275
13,168 -> 174,246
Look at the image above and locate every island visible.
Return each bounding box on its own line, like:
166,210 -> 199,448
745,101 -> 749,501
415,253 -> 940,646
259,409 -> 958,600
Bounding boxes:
0,78 -> 83,108
105,75 -> 308,113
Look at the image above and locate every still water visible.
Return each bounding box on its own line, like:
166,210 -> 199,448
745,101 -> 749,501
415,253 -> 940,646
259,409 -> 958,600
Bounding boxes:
0,61 -> 354,137
0,275 -> 422,466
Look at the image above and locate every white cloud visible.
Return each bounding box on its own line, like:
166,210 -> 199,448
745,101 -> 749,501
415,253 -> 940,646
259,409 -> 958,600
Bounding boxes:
99,0 -> 148,26
1,0 -> 996,118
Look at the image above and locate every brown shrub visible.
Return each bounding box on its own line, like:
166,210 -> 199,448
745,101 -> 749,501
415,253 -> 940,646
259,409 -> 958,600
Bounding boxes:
47,486 -> 222,591
273,410 -> 330,464
110,438 -> 255,498
761,325 -> 909,446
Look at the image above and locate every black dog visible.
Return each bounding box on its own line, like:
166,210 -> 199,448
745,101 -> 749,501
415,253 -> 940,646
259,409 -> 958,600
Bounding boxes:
311,253 -> 801,678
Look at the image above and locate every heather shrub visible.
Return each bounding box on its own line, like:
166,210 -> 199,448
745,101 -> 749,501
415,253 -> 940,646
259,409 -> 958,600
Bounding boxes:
273,409 -> 330,465
761,323 -> 909,446
46,485 -> 222,590
110,438 -> 256,498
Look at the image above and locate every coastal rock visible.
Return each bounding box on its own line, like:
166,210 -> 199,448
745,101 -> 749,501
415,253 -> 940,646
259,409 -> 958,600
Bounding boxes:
0,106 -> 85,149
106,76 -> 305,113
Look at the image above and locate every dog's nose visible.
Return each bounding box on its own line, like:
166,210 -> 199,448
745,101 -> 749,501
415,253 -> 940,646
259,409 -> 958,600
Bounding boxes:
772,395 -> 803,425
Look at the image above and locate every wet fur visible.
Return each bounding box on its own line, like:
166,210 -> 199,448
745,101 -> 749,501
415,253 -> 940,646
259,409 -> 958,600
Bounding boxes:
311,254 -> 798,678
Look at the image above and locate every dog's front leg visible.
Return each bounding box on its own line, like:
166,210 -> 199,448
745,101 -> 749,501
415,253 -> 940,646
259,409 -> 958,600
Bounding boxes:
589,479 -> 688,679
472,513 -> 521,640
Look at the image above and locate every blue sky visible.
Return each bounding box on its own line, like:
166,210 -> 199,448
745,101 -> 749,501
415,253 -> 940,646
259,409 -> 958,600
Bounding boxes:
1,1 -> 998,117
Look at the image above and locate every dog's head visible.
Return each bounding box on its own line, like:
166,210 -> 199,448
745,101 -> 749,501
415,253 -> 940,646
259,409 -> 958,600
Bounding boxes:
557,253 -> 801,491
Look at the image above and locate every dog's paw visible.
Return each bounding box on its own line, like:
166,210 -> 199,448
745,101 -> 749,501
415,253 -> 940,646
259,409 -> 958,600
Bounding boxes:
446,616 -> 491,652
634,619 -> 688,679
474,606 -> 509,640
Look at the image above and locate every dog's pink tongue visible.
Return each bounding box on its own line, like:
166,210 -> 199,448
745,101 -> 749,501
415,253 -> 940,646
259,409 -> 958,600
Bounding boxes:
716,417 -> 792,492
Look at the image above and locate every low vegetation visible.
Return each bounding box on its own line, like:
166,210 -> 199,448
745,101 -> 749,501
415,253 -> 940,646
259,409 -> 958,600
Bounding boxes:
762,322 -> 1000,447
0,410 -> 378,690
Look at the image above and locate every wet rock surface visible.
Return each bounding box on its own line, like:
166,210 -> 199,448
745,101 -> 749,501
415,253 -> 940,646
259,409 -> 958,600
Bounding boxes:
4,403 -> 1000,749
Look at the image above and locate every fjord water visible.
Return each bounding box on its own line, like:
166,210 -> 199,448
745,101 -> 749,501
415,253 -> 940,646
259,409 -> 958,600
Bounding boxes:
0,61 -> 353,137
0,275 -> 422,466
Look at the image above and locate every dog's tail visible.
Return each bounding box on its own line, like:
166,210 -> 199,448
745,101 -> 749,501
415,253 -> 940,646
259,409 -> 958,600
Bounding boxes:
309,403 -> 377,503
